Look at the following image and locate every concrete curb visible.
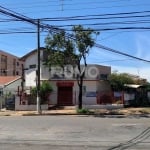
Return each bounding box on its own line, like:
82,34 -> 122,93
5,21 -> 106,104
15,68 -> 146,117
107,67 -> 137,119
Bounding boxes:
0,111 -> 150,118
1,107 -> 150,117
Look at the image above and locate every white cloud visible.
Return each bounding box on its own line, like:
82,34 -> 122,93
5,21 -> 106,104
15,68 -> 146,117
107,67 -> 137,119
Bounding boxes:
87,35 -> 150,82
135,34 -> 150,60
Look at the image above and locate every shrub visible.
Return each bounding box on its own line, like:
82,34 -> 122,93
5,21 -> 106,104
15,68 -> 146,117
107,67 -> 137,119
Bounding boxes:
31,81 -> 53,104
77,108 -> 90,114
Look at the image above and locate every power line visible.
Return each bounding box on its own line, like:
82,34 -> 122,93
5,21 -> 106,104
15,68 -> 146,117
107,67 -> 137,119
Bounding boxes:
8,1 -> 150,14
1,10 -> 150,22
94,44 -> 150,63
58,3 -> 150,12
41,14 -> 150,21
52,20 -> 150,27
6,3 -> 150,14
0,5 -> 150,64
1,11 -> 150,33
88,58 -> 134,64
0,6 -> 37,25
62,27 -> 150,32
0,5 -> 64,34
0,31 -> 37,34
25,3 -> 149,14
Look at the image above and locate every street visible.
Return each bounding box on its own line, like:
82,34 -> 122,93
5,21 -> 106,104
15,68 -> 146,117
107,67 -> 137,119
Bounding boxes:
0,115 -> 150,150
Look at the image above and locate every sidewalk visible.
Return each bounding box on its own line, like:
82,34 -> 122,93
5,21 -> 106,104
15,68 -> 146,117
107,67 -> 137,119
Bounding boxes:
0,107 -> 150,117
0,107 -> 77,116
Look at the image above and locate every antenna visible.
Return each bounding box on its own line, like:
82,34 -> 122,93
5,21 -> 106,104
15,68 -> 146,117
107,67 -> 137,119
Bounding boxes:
60,0 -> 64,11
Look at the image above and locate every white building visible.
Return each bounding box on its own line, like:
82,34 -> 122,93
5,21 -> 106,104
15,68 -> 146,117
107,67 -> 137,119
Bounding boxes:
21,48 -> 112,106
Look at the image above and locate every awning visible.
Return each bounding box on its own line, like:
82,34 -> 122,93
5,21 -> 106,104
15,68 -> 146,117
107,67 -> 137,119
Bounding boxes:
124,84 -> 142,88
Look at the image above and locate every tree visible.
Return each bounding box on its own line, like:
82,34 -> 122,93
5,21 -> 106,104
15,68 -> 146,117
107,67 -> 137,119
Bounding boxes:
44,25 -> 98,109
108,73 -> 134,91
31,81 -> 53,104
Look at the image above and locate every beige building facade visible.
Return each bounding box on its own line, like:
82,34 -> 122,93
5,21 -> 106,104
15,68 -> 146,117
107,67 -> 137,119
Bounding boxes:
0,50 -> 24,76
20,49 -> 112,106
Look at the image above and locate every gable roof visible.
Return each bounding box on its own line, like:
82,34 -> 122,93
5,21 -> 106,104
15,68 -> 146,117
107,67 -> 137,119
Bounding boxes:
0,76 -> 21,87
0,49 -> 20,59
20,47 -> 45,61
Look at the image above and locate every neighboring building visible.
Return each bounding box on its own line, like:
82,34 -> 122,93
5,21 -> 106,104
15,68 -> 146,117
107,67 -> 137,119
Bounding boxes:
0,76 -> 22,109
0,50 -> 24,76
20,48 -> 112,107
0,76 -> 21,95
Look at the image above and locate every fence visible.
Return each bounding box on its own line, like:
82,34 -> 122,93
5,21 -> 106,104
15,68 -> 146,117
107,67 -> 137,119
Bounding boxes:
97,91 -> 124,105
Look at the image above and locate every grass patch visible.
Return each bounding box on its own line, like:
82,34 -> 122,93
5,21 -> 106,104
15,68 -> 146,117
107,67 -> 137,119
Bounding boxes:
76,108 -> 91,114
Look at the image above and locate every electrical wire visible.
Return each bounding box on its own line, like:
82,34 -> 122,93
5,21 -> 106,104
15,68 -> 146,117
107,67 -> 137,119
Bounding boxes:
0,5 -> 150,64
1,10 -> 150,23
23,3 -> 150,14
94,43 -> 150,63
0,31 -> 37,34
41,14 -> 150,21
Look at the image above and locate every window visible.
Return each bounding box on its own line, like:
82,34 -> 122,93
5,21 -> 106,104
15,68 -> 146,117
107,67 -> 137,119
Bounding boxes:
0,69 -> 6,76
86,91 -> 97,97
1,55 -> 7,63
16,62 -> 19,66
13,59 -> 16,65
16,71 -> 19,75
100,74 -> 108,80
29,64 -> 36,69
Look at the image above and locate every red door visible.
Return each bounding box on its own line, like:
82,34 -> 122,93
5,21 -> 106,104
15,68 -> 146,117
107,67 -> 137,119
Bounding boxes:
58,86 -> 73,106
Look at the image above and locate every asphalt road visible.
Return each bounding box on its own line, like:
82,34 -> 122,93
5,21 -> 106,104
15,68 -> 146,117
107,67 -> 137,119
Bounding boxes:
0,115 -> 150,150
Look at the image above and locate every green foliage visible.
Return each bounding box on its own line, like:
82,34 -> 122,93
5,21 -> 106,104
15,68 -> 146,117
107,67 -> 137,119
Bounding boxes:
40,81 -> 53,94
144,83 -> 150,91
44,25 -> 99,68
31,87 -> 37,96
44,25 -> 99,109
77,108 -> 90,114
31,81 -> 53,104
44,31 -> 77,68
108,73 -> 134,91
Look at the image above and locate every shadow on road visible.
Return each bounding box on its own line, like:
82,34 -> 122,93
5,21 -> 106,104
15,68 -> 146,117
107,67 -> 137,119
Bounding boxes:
94,114 -> 150,118
77,114 -> 150,119
107,127 -> 150,150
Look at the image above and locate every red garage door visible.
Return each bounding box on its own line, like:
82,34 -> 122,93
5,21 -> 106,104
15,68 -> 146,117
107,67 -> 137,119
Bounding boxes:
58,86 -> 73,106
57,82 -> 74,106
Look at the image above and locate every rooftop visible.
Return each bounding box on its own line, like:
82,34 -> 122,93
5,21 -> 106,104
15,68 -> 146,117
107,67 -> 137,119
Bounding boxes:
0,76 -> 21,86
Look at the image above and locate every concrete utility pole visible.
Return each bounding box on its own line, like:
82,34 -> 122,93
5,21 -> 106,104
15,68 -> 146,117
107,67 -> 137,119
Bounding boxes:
37,19 -> 41,114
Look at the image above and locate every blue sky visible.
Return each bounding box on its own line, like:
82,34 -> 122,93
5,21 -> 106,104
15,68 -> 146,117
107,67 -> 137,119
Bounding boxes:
0,0 -> 150,81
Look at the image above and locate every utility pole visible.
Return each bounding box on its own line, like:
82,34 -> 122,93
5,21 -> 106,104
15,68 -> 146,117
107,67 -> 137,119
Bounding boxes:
37,19 -> 41,114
